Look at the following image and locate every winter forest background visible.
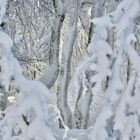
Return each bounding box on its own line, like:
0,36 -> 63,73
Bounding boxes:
0,0 -> 140,139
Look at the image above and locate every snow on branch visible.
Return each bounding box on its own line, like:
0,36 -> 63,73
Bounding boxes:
0,0 -> 7,24
88,0 -> 140,139
0,31 -> 57,140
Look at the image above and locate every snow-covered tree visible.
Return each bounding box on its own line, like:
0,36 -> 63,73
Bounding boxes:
87,0 -> 140,139
0,2 -> 58,139
0,30 -> 59,140
1,0 -> 140,139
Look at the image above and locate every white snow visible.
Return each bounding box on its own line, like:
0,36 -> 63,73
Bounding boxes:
0,31 -> 57,140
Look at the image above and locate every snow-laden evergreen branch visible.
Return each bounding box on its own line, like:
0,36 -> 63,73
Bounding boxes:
88,0 -> 140,139
0,31 -> 58,140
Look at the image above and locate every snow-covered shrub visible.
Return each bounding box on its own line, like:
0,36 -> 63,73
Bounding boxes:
0,31 -> 57,140
88,0 -> 140,139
